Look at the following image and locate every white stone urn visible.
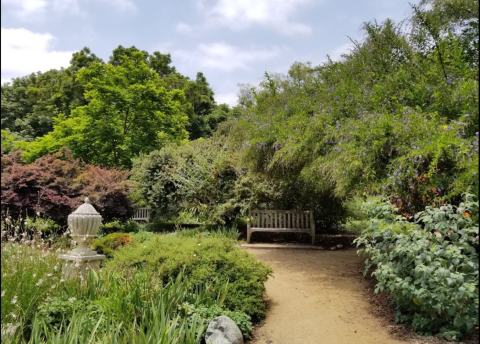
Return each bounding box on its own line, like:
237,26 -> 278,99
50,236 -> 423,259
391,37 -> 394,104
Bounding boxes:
68,197 -> 102,256
59,197 -> 105,279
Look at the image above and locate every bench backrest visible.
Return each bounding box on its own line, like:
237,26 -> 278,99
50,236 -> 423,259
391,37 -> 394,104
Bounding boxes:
249,210 -> 312,229
132,208 -> 151,222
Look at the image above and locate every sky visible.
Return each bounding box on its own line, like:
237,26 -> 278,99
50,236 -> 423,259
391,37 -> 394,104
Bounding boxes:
1,0 -> 418,107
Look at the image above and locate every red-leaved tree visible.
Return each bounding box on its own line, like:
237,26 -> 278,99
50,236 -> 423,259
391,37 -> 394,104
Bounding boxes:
1,148 -> 134,225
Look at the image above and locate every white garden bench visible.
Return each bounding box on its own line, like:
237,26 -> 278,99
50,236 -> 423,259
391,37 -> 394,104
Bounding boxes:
132,208 -> 151,222
247,210 -> 315,245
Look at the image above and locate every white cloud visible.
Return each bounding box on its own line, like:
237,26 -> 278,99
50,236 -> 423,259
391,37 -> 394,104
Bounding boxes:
176,22 -> 194,35
202,0 -> 313,35
327,41 -> 355,61
174,42 -> 280,71
215,92 -> 238,106
1,0 -> 136,20
1,28 -> 74,78
1,0 -> 49,19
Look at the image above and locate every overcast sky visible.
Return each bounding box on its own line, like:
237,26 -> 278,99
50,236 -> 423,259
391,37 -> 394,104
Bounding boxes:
1,0 -> 417,106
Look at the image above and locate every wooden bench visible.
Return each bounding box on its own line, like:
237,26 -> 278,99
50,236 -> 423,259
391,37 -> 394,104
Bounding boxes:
247,210 -> 315,245
132,208 -> 151,222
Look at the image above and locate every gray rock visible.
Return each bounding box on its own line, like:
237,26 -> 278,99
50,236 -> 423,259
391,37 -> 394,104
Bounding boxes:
330,246 -> 337,251
205,316 -> 244,344
336,244 -> 344,249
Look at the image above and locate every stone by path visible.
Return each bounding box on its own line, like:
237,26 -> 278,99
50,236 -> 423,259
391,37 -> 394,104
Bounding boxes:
245,248 -> 408,344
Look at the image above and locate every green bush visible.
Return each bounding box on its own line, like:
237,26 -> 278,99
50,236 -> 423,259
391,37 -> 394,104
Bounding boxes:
355,194 -> 479,341
24,217 -> 61,234
132,230 -> 155,243
98,220 -> 141,236
93,232 -> 133,258
106,234 -> 272,321
37,297 -> 104,332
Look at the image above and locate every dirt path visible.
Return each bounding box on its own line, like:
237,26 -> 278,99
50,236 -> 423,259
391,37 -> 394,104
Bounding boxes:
245,247 -> 408,344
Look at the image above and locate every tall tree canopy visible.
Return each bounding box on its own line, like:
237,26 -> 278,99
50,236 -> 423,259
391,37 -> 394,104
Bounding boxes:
19,51 -> 190,168
227,0 -> 479,215
1,45 -> 232,166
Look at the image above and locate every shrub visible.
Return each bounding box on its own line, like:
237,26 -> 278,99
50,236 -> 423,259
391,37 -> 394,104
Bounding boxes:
98,220 -> 141,236
106,234 -> 272,321
355,194 -> 479,341
93,233 -> 133,258
1,148 -> 134,225
131,137 -> 283,225
131,230 -> 155,243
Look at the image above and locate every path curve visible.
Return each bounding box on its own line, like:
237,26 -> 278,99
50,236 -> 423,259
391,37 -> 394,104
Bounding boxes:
245,248 -> 407,344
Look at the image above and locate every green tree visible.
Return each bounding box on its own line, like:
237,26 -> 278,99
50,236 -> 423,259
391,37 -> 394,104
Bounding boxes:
1,47 -> 101,140
21,51 -> 189,168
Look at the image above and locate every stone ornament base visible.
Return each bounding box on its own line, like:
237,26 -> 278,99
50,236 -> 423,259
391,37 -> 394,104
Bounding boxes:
58,254 -> 105,280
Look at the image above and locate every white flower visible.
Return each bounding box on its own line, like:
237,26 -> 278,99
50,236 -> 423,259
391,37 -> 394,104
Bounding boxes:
47,273 -> 52,277
198,244 -> 201,246
36,212 -> 40,216
32,274 -> 36,278
10,313 -> 17,319
59,279 -> 65,283
11,296 -> 17,305
193,254 -> 197,257
1,290 -> 5,297
36,279 -> 44,286
68,297 -> 76,302
54,265 -> 58,271
2,273 -> 7,278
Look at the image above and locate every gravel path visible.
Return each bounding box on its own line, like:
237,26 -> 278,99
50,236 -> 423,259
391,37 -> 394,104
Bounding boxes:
245,248 -> 408,344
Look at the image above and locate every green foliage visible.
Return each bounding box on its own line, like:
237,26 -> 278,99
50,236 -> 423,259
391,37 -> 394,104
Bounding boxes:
24,217 -> 61,234
132,136 -> 282,225
20,51 -> 190,168
37,297 -> 104,332
354,194 -> 479,340
176,226 -> 240,241
131,230 -> 155,243
0,48 -> 99,141
1,129 -> 16,153
106,234 -> 272,321
98,220 -> 141,236
179,303 -> 253,339
5,270 -> 217,344
93,232 -> 133,258
2,45 -> 230,167
1,242 -> 62,325
228,1 -> 478,221
1,230 -> 260,343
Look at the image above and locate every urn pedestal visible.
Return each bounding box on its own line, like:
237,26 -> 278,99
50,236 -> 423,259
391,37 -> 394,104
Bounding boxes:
58,197 -> 105,279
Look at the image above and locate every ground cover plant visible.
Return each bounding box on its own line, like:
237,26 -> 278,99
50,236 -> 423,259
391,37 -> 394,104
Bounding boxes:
106,231 -> 273,321
1,219 -> 267,343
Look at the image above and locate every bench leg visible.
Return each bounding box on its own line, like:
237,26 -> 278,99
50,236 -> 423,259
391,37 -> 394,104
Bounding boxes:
311,230 -> 315,245
247,229 -> 251,243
